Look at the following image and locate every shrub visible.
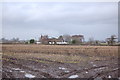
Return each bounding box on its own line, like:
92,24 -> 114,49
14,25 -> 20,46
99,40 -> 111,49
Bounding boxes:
29,39 -> 35,44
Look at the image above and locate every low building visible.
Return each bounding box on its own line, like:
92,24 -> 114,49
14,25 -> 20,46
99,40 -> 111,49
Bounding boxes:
40,35 -> 66,45
71,35 -> 84,44
36,41 -> 41,44
40,35 -> 84,45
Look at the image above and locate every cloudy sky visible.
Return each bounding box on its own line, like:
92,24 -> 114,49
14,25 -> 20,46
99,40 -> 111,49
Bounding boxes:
2,2 -> 118,41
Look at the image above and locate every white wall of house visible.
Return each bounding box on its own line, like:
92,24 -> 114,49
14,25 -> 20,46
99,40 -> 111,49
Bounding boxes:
49,42 -> 55,44
48,41 -> 68,45
56,42 -> 68,44
36,41 -> 41,44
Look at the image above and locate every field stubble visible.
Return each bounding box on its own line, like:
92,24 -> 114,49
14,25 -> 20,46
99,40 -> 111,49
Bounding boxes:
2,44 -> 119,78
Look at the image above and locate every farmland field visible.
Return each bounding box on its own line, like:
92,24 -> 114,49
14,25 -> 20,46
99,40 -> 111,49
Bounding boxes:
1,44 -> 120,79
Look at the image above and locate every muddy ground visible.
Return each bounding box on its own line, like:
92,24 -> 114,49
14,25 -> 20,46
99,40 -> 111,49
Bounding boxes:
1,45 -> 120,79
2,55 -> 120,79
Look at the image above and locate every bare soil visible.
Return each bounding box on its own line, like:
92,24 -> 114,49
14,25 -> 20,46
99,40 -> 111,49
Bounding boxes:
1,44 -> 120,79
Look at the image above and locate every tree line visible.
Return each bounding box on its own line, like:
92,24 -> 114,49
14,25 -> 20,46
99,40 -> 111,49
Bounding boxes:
0,35 -> 119,46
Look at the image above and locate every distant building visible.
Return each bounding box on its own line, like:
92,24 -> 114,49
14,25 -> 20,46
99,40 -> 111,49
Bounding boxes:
40,35 -> 49,44
106,35 -> 117,45
36,41 -> 41,44
40,35 -> 67,45
40,34 -> 84,45
71,35 -> 84,44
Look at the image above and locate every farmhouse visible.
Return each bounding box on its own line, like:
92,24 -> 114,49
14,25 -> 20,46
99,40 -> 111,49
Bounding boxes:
71,35 -> 84,44
40,35 -> 84,45
40,35 -> 67,45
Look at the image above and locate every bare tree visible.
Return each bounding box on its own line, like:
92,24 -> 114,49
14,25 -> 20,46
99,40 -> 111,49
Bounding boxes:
10,38 -> 19,43
95,40 -> 100,45
88,37 -> 94,45
1,38 -> 9,43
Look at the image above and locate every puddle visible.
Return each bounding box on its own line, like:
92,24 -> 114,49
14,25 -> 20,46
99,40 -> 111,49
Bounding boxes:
94,67 -> 106,71
12,68 -> 21,71
93,64 -> 97,67
99,67 -> 106,70
113,68 -> 119,70
85,68 -> 88,69
85,71 -> 88,73
25,73 -> 35,78
64,70 -> 70,73
90,62 -> 93,64
108,75 -> 112,78
68,75 -> 79,78
94,77 -> 102,80
9,70 -> 12,72
59,67 -> 66,70
118,77 -> 120,80
20,71 -> 25,73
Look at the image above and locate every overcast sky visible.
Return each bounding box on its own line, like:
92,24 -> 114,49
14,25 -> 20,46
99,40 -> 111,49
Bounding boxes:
2,2 -> 118,41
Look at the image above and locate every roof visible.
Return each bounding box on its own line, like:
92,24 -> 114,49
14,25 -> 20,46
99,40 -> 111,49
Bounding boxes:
72,35 -> 84,37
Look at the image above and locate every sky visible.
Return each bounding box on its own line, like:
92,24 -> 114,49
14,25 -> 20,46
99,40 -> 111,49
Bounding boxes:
2,2 -> 118,41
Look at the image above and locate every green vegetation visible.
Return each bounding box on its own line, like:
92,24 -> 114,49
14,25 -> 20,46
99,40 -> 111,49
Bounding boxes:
29,39 -> 35,44
72,40 -> 76,44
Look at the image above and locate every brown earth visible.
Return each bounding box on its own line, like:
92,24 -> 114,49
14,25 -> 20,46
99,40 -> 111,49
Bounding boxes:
1,44 -> 120,79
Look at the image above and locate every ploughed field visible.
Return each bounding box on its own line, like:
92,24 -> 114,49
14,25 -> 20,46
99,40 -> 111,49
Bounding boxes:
2,44 -> 120,79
